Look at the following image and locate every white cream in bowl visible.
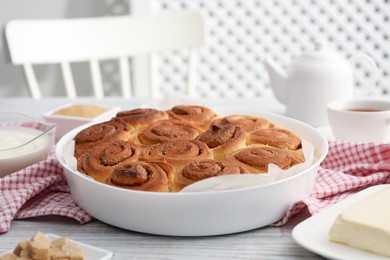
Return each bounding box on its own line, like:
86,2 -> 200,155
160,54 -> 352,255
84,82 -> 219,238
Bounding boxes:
0,126 -> 53,176
0,109 -> 56,178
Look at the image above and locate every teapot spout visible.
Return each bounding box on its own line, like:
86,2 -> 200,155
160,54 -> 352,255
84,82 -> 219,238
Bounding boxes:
262,58 -> 288,105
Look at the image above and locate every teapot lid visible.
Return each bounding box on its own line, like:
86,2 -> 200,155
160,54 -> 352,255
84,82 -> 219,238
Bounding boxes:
299,40 -> 348,64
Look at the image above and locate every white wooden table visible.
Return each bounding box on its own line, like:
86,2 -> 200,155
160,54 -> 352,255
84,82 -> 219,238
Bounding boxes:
0,97 -> 324,259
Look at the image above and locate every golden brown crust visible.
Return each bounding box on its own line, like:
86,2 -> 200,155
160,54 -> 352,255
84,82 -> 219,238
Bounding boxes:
286,149 -> 305,166
172,159 -> 248,192
73,118 -> 134,158
212,114 -> 271,133
226,146 -> 293,173
105,161 -> 172,192
247,128 -> 301,150
115,108 -> 168,130
138,119 -> 203,145
196,124 -> 247,159
167,105 -> 217,129
77,140 -> 141,182
139,140 -> 213,169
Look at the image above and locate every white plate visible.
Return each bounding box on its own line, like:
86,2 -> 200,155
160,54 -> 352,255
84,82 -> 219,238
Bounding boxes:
292,184 -> 390,260
3,233 -> 113,260
46,234 -> 113,260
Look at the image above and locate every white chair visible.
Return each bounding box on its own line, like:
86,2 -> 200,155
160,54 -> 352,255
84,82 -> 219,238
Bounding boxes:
5,11 -> 206,99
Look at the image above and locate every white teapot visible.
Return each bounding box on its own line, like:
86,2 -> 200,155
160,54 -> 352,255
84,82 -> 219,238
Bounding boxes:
263,41 -> 378,127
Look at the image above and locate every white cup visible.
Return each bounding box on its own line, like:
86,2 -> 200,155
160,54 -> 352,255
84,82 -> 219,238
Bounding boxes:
327,99 -> 390,143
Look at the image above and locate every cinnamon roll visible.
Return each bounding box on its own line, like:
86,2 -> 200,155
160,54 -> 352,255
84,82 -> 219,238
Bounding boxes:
172,159 -> 248,192
196,123 -> 246,159
72,104 -> 308,192
77,140 -> 141,182
138,119 -> 203,145
227,146 -> 293,173
247,128 -> 301,150
286,149 -> 305,166
212,115 -> 271,133
105,161 -> 173,192
167,105 -> 217,129
139,140 -> 212,169
74,118 -> 134,158
115,108 -> 168,130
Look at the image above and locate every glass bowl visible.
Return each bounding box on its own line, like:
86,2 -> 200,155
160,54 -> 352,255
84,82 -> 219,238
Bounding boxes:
0,113 -> 56,177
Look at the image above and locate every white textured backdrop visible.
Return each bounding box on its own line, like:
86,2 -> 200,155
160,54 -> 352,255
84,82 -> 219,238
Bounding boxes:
143,0 -> 390,98
1,0 -> 388,98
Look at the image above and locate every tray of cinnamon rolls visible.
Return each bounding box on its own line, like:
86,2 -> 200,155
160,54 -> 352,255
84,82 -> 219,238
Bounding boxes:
56,104 -> 328,236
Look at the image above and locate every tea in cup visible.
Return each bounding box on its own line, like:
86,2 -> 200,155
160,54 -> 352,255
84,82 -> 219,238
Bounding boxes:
327,99 -> 390,143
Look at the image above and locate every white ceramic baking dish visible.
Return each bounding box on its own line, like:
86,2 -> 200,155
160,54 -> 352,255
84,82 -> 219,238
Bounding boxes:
55,107 -> 328,236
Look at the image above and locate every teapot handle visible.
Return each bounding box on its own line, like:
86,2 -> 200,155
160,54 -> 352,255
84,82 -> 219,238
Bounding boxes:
349,53 -> 378,97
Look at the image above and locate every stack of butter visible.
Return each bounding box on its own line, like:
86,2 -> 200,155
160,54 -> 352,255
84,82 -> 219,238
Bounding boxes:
329,186 -> 390,257
0,232 -> 84,260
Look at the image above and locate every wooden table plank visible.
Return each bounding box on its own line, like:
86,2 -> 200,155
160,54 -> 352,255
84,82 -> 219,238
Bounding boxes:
0,210 -> 323,259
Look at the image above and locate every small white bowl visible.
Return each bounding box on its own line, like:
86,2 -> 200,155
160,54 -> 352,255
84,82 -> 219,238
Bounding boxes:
43,104 -> 120,141
0,113 -> 56,177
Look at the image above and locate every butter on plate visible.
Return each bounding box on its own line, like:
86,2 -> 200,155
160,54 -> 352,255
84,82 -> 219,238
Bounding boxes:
329,186 -> 390,257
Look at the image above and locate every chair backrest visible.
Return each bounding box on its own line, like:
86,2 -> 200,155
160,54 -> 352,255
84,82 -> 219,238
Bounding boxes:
5,11 -> 205,99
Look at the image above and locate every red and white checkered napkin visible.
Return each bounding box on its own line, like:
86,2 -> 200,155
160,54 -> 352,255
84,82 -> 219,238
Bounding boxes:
274,140 -> 390,226
1,141 -> 390,233
0,150 -> 93,233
